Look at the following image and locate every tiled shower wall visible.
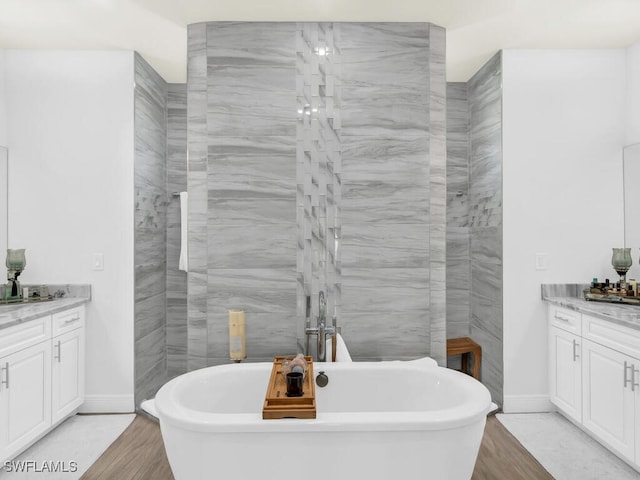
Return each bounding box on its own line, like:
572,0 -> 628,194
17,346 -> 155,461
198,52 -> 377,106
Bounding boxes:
187,22 -> 447,366
166,84 -> 188,377
468,52 -> 503,405
133,53 -> 168,405
446,82 -> 471,342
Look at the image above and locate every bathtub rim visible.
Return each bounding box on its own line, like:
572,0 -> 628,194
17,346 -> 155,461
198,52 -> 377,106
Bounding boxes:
156,359 -> 492,434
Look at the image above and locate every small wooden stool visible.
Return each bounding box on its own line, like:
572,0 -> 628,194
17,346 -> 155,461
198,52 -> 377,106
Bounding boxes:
447,337 -> 482,380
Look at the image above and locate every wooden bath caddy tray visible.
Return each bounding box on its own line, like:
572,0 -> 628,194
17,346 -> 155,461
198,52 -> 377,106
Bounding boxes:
262,356 -> 316,419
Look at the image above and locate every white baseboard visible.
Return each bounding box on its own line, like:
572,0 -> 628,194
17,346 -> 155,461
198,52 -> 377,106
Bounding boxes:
79,394 -> 135,414
502,394 -> 555,413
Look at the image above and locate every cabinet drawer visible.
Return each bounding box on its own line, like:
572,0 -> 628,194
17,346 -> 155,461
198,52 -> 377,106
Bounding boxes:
583,314 -> 640,360
0,316 -> 51,358
549,305 -> 581,335
52,307 -> 84,337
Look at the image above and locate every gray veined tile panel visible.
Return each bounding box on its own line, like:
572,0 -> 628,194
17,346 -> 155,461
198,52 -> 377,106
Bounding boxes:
207,268 -> 297,314
134,50 -> 167,407
134,53 -> 168,111
337,23 -> 430,52
471,226 -> 503,265
136,361 -> 168,406
208,64 -> 295,92
447,227 -> 470,260
135,261 -> 166,302
340,95 -> 429,137
340,310 -> 430,360
468,51 -> 503,410
135,192 -> 167,230
471,281 -> 503,339
341,223 -> 429,268
206,101 -> 296,137
134,293 -> 166,340
206,22 -> 296,64
341,182 -> 429,224
183,21 -> 448,367
470,324 -> 503,404
471,261 -> 502,301
208,140 -> 296,193
209,135 -> 296,154
187,25 -> 209,373
134,324 -> 166,382
339,62 -> 428,93
205,311 -> 298,359
207,195 -> 296,226
341,136 -> 429,181
166,82 -> 187,377
447,263 -> 471,298
135,86 -> 167,138
341,268 -> 430,312
208,224 -> 296,268
427,23 -> 447,366
447,320 -> 470,339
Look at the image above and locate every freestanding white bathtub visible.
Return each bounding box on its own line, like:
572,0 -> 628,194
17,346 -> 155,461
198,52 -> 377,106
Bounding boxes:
155,358 -> 491,480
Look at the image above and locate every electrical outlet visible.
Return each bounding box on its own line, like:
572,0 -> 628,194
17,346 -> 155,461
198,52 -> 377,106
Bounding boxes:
93,253 -> 104,271
535,252 -> 548,271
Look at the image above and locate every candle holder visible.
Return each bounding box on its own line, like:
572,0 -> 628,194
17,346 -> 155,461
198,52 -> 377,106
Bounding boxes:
612,247 -> 632,291
5,249 -> 26,300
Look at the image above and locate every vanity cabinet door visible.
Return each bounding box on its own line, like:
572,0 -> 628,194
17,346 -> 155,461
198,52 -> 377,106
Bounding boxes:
51,327 -> 85,424
549,326 -> 582,422
0,341 -> 52,463
582,338 -> 636,463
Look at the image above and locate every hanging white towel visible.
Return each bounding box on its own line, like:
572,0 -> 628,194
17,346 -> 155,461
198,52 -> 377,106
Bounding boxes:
178,191 -> 189,272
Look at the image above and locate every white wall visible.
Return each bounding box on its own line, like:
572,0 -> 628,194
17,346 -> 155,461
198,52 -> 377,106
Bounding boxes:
4,50 -> 135,412
502,50 -> 626,412
0,50 -> 7,146
626,40 -> 640,145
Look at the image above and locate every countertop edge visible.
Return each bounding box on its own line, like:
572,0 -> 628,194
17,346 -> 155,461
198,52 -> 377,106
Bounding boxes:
543,295 -> 640,331
0,297 -> 90,331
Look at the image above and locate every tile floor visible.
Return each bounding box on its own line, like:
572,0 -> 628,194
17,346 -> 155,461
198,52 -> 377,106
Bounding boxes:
0,411 -> 638,479
497,412 -> 640,479
0,414 -> 135,480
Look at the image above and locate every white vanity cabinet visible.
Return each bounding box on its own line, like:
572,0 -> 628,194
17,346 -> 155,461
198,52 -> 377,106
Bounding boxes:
548,304 -> 640,470
51,307 -> 85,424
582,338 -> 638,463
0,304 -> 86,463
548,306 -> 582,422
0,331 -> 52,464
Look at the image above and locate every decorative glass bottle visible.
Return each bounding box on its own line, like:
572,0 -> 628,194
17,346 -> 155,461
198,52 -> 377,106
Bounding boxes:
612,247 -> 632,291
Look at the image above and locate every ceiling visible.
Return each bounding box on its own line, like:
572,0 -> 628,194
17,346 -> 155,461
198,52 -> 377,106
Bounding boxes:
1,0 -> 640,83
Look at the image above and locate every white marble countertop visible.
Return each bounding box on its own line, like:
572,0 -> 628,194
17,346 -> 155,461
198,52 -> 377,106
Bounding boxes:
0,284 -> 91,330
543,296 -> 640,331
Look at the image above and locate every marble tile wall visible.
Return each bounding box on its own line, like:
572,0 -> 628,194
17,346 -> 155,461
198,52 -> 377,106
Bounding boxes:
133,53 -> 168,406
295,23 -> 342,353
446,82 -> 471,345
186,23 -> 210,371
166,84 -> 187,377
186,22 -> 447,365
338,23 -> 442,362
468,52 -> 503,405
428,25 -> 447,364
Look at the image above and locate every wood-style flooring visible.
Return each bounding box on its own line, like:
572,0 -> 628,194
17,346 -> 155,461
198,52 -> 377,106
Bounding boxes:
81,415 -> 554,480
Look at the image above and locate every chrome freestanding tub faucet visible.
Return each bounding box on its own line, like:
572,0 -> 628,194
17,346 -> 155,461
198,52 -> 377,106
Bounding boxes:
305,291 -> 336,362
